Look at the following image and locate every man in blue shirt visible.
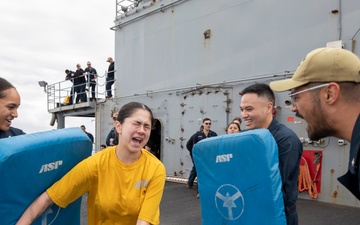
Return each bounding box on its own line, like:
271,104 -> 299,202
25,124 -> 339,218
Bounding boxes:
240,83 -> 303,225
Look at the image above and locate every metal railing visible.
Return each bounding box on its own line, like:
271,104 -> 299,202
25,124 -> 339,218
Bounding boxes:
44,70 -> 116,111
116,0 -> 158,17
116,0 -> 138,17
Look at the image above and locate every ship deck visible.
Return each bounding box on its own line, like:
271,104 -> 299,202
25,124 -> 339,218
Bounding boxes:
81,181 -> 360,225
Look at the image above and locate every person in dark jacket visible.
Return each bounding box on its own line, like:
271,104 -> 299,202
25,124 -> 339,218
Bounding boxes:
74,64 -> 87,103
187,119 -> 217,190
186,125 -> 203,156
240,83 -> 302,225
106,57 -> 115,98
0,77 -> 25,139
106,112 -> 118,146
84,61 -> 98,102
270,47 -> 360,200
80,125 -> 94,143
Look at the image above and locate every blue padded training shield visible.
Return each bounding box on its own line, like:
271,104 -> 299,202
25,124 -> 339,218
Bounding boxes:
193,129 -> 286,225
0,128 -> 92,225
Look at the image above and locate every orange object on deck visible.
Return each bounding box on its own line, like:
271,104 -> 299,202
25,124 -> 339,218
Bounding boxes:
298,156 -> 321,199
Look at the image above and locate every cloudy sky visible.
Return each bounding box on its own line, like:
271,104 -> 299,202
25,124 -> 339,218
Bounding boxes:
0,1 -> 116,137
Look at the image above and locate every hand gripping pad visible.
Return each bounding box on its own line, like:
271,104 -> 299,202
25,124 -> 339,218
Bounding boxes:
0,128 -> 92,225
193,129 -> 286,225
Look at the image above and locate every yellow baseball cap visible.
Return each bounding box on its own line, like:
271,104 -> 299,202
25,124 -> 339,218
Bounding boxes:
270,48 -> 360,92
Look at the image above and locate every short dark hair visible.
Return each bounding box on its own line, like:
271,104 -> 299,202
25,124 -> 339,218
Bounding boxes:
241,83 -> 275,105
338,82 -> 360,102
117,102 -> 154,126
0,77 -> 15,99
202,118 -> 211,123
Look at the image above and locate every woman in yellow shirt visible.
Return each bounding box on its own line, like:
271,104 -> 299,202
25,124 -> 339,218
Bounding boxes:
17,102 -> 166,225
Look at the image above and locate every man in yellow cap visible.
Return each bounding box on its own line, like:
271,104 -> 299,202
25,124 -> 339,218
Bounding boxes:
269,47 -> 360,199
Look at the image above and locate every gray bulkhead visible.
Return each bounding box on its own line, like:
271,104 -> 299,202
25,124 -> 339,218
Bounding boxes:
96,0 -> 360,207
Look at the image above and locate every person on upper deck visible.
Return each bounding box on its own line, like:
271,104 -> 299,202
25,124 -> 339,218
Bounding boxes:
270,47 -> 360,200
0,77 -> 25,139
106,57 -> 115,99
84,61 -> 97,102
74,64 -> 87,103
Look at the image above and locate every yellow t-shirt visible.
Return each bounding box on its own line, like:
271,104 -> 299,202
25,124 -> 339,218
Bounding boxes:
47,146 -> 166,225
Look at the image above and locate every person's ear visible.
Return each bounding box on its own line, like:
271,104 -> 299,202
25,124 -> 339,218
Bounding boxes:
267,101 -> 274,113
325,82 -> 340,104
115,121 -> 122,134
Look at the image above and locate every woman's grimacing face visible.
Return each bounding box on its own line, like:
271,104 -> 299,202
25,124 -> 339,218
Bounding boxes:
0,88 -> 20,131
116,109 -> 152,153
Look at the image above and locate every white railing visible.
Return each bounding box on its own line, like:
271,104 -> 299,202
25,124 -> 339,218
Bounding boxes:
116,0 -> 138,17
44,70 -> 116,111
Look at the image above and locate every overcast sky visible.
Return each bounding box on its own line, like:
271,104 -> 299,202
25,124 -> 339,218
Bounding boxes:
0,1 -> 115,138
